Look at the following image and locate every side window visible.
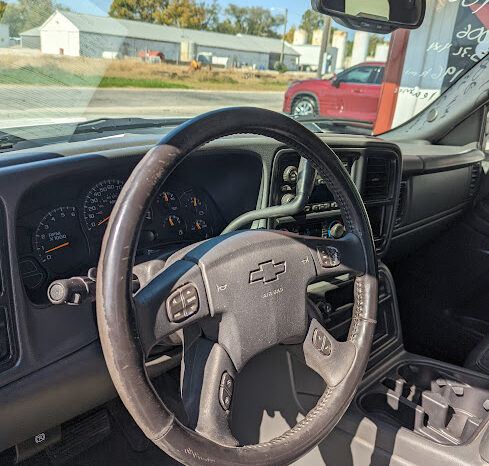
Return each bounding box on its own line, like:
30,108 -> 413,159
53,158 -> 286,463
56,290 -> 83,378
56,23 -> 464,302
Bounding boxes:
340,66 -> 375,84
373,66 -> 385,85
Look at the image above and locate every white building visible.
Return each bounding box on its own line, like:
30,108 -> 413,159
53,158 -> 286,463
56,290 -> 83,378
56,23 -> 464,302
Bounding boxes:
0,24 -> 9,48
35,11 -> 299,70
291,44 -> 338,74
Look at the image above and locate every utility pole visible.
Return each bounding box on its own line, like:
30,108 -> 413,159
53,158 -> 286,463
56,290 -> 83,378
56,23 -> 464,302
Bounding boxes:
316,15 -> 331,78
280,8 -> 288,64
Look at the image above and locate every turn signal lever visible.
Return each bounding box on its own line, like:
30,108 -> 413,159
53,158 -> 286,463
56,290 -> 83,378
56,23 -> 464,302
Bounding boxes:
221,157 -> 315,234
47,260 -> 165,305
47,268 -> 99,305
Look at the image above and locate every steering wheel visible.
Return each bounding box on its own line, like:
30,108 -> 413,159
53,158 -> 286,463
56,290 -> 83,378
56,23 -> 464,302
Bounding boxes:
96,108 -> 378,466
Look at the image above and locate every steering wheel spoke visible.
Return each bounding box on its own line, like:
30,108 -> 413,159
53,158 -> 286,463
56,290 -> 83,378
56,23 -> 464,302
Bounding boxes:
298,232 -> 367,282
181,333 -> 238,446
133,259 -> 210,355
303,318 -> 356,388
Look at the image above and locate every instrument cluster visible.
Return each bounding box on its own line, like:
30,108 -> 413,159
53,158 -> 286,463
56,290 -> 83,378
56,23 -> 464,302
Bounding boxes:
18,177 -> 217,301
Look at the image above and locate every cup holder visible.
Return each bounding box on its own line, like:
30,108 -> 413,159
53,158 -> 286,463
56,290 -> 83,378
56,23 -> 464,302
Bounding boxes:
359,362 -> 489,445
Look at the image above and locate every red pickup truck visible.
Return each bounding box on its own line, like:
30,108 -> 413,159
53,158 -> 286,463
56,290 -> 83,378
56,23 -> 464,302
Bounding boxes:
283,62 -> 385,123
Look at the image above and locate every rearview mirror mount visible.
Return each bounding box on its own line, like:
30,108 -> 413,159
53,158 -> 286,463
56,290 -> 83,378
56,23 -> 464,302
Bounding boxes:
311,0 -> 426,34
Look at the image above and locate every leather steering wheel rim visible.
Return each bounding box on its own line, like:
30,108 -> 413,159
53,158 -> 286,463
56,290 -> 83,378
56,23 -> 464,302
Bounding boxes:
96,107 -> 378,466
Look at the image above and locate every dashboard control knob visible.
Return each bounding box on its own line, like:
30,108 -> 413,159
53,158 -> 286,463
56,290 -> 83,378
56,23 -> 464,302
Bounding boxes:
281,193 -> 295,205
329,222 -> 346,239
283,166 -> 298,183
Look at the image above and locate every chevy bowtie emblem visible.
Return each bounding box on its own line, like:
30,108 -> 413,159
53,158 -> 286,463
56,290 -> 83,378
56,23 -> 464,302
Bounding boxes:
249,260 -> 286,284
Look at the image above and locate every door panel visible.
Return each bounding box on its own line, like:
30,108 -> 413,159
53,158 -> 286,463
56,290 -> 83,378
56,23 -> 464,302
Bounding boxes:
336,65 -> 383,121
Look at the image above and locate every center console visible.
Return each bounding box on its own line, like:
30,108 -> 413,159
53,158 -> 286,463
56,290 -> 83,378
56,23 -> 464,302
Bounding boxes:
268,143 -> 489,464
269,144 -> 401,256
359,361 -> 489,446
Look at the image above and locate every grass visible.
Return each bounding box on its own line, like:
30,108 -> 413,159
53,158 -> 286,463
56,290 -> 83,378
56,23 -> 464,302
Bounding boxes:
0,53 -> 311,91
98,76 -> 190,89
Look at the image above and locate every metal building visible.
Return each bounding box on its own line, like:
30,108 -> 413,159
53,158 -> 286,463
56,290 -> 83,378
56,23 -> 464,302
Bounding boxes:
35,11 -> 299,70
20,27 -> 41,49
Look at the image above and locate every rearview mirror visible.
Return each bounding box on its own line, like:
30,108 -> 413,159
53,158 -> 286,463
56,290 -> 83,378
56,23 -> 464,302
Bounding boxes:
311,0 -> 426,34
332,78 -> 340,88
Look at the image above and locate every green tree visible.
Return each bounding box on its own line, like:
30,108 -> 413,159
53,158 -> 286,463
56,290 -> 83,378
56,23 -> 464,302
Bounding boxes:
110,0 -> 217,30
1,0 -> 66,36
200,0 -> 220,30
0,1 -> 7,21
299,9 -> 323,43
109,0 -> 166,22
368,34 -> 385,57
284,25 -> 295,43
154,0 -> 205,29
220,4 -> 284,38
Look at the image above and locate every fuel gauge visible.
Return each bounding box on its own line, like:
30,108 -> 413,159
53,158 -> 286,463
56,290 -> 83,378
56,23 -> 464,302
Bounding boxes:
157,191 -> 180,212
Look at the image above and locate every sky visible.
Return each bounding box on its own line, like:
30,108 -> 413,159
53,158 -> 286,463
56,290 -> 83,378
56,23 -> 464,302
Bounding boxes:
21,0 -> 319,32
5,0 -> 350,38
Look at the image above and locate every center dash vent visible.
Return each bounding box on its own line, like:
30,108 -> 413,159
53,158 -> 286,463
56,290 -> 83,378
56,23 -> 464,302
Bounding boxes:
395,181 -> 408,227
364,157 -> 391,201
469,163 -> 481,197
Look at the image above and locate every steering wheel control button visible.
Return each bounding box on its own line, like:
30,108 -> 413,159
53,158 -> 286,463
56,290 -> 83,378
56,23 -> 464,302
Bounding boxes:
219,372 -> 234,411
312,328 -> 332,356
316,246 -> 341,268
166,284 -> 199,323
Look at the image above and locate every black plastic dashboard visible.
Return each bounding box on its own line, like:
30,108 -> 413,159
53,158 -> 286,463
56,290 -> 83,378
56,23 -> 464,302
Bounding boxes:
0,128 -> 484,454
15,153 -> 262,303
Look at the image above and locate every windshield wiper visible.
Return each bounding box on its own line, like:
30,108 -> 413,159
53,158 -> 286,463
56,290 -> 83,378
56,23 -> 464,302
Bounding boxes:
0,117 -> 190,153
292,115 -> 373,135
0,131 -> 27,152
73,117 -> 190,135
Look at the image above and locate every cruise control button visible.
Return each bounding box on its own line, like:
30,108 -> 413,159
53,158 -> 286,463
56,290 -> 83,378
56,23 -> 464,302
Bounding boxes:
221,372 -> 234,393
181,283 -> 199,316
312,328 -> 332,356
166,284 -> 199,323
219,371 -> 234,411
219,386 -> 232,410
166,290 -> 186,322
316,246 -> 341,267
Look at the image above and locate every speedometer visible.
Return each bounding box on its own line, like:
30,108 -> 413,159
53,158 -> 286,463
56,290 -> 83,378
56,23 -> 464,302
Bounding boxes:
83,179 -> 124,233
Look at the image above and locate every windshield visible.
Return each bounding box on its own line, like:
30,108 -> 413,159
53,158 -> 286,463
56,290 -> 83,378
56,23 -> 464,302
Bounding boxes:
0,0 -> 488,144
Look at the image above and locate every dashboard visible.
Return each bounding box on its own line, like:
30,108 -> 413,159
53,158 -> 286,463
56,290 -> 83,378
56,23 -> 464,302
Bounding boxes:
15,152 -> 262,303
0,129 -> 484,455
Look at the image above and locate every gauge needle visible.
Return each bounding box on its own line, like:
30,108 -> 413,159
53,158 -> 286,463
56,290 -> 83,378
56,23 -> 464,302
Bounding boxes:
45,242 -> 70,254
193,197 -> 197,207
169,217 -> 175,227
164,193 -> 168,202
98,216 -> 110,226
195,221 -> 201,230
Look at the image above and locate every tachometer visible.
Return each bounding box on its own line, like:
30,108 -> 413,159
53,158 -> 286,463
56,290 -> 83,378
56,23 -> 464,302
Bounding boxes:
83,179 -> 124,233
34,207 -> 87,274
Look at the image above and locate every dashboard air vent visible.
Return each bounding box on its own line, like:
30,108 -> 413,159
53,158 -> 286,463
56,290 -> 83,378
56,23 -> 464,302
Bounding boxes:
364,157 -> 390,201
469,163 -> 481,197
395,181 -> 408,227
0,207 -> 14,371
